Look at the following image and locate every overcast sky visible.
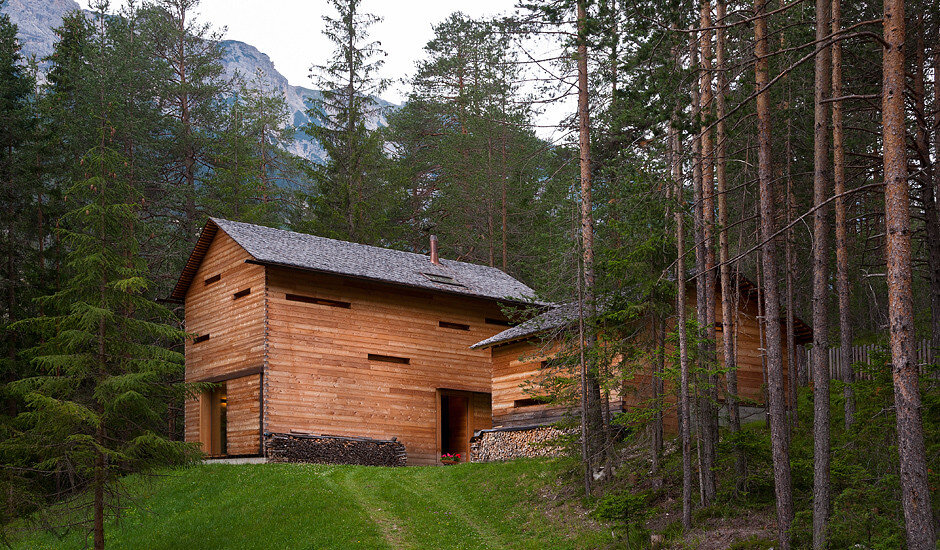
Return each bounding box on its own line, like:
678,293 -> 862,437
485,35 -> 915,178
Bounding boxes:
81,0 -> 521,104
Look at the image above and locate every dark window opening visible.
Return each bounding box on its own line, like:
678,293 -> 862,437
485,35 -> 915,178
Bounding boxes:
421,272 -> 465,287
439,321 -> 470,331
233,288 -> 251,300
514,398 -> 542,408
285,293 -> 351,308
485,317 -> 514,327
193,334 -> 210,344
204,274 -> 221,285
368,353 -> 410,365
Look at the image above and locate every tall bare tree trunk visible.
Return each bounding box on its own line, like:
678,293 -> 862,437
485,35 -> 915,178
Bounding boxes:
785,88 -> 799,417
690,31 -> 710,507
698,0 -> 718,505
831,0 -> 854,430
576,0 -> 605,465
756,1 -> 793,545
671,114 -> 693,530
882,1 -> 936,546
714,0 -> 744,486
811,0 -> 832,545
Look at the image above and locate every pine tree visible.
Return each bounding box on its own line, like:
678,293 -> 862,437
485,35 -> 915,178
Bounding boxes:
0,0 -> 39,378
207,69 -> 297,227
302,0 -> 399,245
140,0 -> 229,284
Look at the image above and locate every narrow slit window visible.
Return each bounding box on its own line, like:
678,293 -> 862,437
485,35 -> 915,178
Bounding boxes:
514,398 -> 541,408
193,334 -> 210,344
204,274 -> 221,286
368,353 -> 410,365
233,288 -> 251,300
484,317 -> 513,327
285,293 -> 351,308
439,321 -> 470,331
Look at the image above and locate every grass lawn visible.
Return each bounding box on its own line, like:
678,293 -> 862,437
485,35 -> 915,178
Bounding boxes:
12,459 -> 613,550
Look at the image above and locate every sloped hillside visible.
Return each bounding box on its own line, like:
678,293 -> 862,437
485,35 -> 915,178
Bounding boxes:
12,460 -> 613,550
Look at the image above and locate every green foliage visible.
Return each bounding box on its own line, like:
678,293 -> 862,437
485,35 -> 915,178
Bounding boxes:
4,140 -> 196,533
206,69 -> 300,227
593,489 -> 652,524
727,536 -> 775,550
300,0 -> 402,245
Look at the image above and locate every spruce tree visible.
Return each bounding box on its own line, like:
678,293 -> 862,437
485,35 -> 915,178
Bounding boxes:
8,140 -> 191,549
301,0 -> 399,245
207,69 -> 296,227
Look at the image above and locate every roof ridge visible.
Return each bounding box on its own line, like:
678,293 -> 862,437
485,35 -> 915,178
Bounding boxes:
209,217 -> 511,274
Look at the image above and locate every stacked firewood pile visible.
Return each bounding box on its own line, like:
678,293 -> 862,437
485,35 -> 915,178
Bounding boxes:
264,431 -> 407,466
470,425 -> 567,462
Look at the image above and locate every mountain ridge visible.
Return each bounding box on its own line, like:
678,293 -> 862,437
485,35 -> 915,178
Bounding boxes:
2,0 -> 393,164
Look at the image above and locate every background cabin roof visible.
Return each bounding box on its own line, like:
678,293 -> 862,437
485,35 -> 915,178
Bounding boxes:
169,218 -> 539,304
472,277 -> 814,349
470,302 -> 576,349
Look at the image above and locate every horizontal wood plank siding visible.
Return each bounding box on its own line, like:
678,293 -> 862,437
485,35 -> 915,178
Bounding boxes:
226,374 -> 261,455
265,267 -> 505,465
491,286 -> 793,431
184,232 -> 265,447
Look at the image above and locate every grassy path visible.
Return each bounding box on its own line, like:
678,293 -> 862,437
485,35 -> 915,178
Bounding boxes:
12,460 -> 611,549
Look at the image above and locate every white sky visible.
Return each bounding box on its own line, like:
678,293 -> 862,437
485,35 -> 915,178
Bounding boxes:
79,0 -> 573,141
82,0 -> 520,104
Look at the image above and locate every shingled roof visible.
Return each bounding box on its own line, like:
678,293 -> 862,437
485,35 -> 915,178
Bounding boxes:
168,218 -> 539,304
472,275 -> 814,349
471,302 -> 576,349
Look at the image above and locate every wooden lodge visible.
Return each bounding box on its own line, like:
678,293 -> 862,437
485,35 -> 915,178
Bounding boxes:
171,218 -> 811,465
472,280 -> 813,431
169,218 -> 538,465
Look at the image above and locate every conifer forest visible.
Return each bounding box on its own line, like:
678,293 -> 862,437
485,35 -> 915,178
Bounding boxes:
0,0 -> 938,548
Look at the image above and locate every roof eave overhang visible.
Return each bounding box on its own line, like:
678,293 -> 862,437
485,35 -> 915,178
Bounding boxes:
471,333 -> 541,350
166,219 -> 221,303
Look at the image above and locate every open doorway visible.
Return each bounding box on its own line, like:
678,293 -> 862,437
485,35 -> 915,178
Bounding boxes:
199,384 -> 227,456
438,389 -> 472,462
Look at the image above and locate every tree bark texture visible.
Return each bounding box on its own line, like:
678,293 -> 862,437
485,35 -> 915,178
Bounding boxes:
672,116 -> 693,530
882,1 -> 936,546
831,0 -> 855,430
715,0 -> 745,486
756,1 -> 794,545
698,0 -> 718,505
576,0 -> 606,464
811,0 -> 832,545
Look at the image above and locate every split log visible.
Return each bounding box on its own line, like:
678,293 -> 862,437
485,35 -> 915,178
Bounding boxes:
264,432 -> 407,466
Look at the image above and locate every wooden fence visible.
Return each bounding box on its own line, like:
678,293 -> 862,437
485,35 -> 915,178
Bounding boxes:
795,340 -> 938,381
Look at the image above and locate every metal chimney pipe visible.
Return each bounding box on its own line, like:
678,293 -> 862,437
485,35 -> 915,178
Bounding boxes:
430,235 -> 440,265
